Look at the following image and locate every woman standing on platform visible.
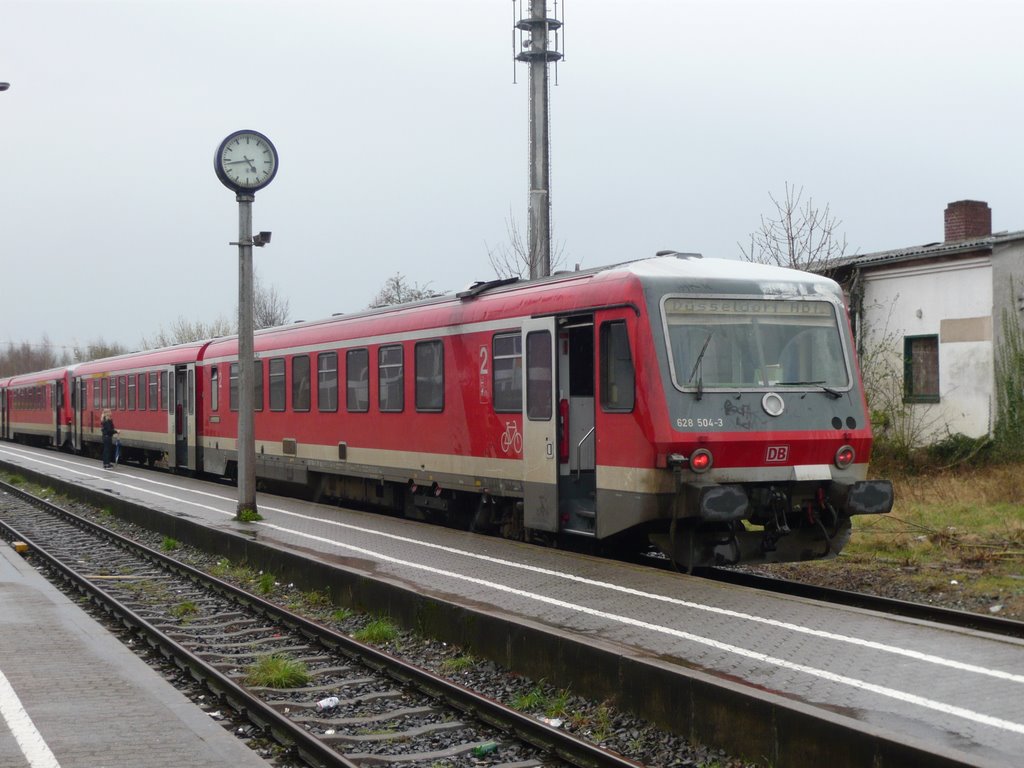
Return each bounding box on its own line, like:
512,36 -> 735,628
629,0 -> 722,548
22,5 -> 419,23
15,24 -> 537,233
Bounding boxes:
101,409 -> 117,468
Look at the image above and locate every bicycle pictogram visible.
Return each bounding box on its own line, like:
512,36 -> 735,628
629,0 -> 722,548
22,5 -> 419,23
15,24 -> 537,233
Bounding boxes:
500,420 -> 523,454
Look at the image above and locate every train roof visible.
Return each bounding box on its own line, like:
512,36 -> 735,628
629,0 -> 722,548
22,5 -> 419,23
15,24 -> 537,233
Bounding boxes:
6,364 -> 75,386
195,254 -> 844,359
72,339 -> 212,375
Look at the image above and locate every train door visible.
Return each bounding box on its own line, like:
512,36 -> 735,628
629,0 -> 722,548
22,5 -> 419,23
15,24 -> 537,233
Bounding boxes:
52,380 -> 62,448
71,377 -> 84,452
173,365 -> 195,471
557,316 -> 597,536
521,317 -> 559,533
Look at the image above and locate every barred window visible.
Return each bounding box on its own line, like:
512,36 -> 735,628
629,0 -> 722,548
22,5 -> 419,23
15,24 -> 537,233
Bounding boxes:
904,335 -> 939,403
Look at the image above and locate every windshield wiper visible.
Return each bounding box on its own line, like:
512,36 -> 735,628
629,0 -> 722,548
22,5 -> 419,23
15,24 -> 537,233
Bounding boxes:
688,333 -> 713,401
778,380 -> 842,399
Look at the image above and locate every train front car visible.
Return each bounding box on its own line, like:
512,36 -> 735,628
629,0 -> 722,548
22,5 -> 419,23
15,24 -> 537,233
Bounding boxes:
639,258 -> 893,570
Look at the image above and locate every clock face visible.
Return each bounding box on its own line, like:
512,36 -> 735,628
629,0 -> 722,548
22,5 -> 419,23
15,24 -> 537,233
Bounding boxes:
216,130 -> 278,192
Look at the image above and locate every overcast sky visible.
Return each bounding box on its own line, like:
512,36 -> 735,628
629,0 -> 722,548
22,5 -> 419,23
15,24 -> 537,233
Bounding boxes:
3,0 -> 1023,353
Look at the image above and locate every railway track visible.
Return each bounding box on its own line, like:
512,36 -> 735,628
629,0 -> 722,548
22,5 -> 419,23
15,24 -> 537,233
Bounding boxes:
631,550 -> 1024,639
703,566 -> 1024,640
0,480 -> 643,768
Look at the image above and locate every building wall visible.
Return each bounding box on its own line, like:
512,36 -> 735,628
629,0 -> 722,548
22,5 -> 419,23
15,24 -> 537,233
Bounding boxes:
861,256 -> 993,440
991,240 -> 1024,351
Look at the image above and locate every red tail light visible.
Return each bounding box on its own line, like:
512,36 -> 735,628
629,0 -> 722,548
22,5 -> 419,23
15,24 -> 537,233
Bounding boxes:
689,448 -> 713,473
835,445 -> 856,469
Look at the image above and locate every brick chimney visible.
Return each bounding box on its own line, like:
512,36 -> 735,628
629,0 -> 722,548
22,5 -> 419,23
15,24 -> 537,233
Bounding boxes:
944,200 -> 991,242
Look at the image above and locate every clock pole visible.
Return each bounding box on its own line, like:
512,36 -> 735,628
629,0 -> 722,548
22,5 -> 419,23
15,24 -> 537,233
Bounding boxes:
236,193 -> 257,519
215,129 -> 278,522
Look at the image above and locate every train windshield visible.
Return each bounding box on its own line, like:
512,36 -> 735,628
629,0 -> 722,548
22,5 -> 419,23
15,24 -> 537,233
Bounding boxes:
662,297 -> 850,391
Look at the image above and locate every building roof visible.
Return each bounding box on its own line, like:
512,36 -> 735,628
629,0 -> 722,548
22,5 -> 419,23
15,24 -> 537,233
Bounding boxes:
833,229 -> 1024,272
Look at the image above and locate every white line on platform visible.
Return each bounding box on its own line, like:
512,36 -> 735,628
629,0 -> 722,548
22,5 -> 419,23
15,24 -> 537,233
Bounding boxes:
0,668 -> 61,768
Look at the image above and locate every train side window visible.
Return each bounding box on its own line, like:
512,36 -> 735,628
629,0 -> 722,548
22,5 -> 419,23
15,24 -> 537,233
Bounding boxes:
493,332 -> 522,413
149,372 -> 158,411
118,376 -> 127,410
93,380 -> 101,408
254,359 -> 264,412
415,340 -> 444,412
292,355 -> 311,412
128,374 -> 136,411
188,369 -> 194,415
346,348 -> 369,412
600,320 -> 635,412
269,358 -> 286,412
318,352 -> 338,412
137,373 -> 147,410
229,363 -> 239,411
102,378 -> 109,408
526,331 -> 552,420
211,366 -> 220,411
378,345 -> 403,413
160,371 -> 169,411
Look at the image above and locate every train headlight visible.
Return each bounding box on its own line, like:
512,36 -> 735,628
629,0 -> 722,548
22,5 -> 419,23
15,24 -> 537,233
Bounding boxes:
834,445 -> 856,469
689,448 -> 713,473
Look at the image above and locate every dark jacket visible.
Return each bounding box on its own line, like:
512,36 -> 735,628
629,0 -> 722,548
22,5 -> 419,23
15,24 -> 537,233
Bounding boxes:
102,417 -> 116,437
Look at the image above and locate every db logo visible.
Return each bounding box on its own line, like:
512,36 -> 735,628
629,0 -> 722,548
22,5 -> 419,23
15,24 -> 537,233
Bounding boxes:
765,445 -> 789,463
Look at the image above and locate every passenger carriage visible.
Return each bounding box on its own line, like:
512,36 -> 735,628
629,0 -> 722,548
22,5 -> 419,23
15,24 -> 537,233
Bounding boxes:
4,366 -> 75,449
70,342 -> 209,471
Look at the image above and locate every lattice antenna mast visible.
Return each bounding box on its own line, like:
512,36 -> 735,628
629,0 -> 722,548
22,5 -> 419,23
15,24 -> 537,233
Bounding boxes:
514,0 -> 563,279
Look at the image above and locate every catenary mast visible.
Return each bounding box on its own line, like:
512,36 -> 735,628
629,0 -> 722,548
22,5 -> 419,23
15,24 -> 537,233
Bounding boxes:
515,1 -> 563,278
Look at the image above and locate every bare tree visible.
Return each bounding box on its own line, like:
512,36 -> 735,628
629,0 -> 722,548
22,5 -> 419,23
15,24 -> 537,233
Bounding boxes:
486,208 -> 569,279
368,273 -> 440,308
72,339 -> 129,363
740,183 -> 849,274
253,271 -> 291,330
139,315 -> 234,349
0,336 -> 64,376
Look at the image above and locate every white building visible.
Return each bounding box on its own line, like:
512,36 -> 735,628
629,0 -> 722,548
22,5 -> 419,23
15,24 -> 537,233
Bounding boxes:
834,200 -> 1024,442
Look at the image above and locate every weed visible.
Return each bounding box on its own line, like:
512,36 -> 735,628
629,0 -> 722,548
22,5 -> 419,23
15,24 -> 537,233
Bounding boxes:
545,687 -> 572,719
171,600 -> 198,619
237,508 -> 263,523
301,589 -> 332,610
511,682 -> 548,712
210,558 -> 257,584
353,618 -> 399,645
257,572 -> 276,595
244,654 -> 310,688
331,607 -> 354,623
439,654 -> 475,675
161,536 -> 181,552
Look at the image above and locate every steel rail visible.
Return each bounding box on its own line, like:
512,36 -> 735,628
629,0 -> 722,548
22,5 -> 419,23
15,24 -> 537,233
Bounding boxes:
705,566 -> 1024,639
0,480 -> 643,768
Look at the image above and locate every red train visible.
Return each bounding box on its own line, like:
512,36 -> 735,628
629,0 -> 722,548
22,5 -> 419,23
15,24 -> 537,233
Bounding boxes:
1,255 -> 893,569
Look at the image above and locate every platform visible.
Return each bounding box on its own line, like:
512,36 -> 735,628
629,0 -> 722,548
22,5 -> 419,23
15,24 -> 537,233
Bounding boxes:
0,528 -> 270,768
2,442 -> 1022,767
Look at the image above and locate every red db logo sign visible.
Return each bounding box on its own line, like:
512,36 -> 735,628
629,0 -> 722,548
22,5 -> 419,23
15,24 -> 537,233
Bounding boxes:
765,445 -> 789,463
